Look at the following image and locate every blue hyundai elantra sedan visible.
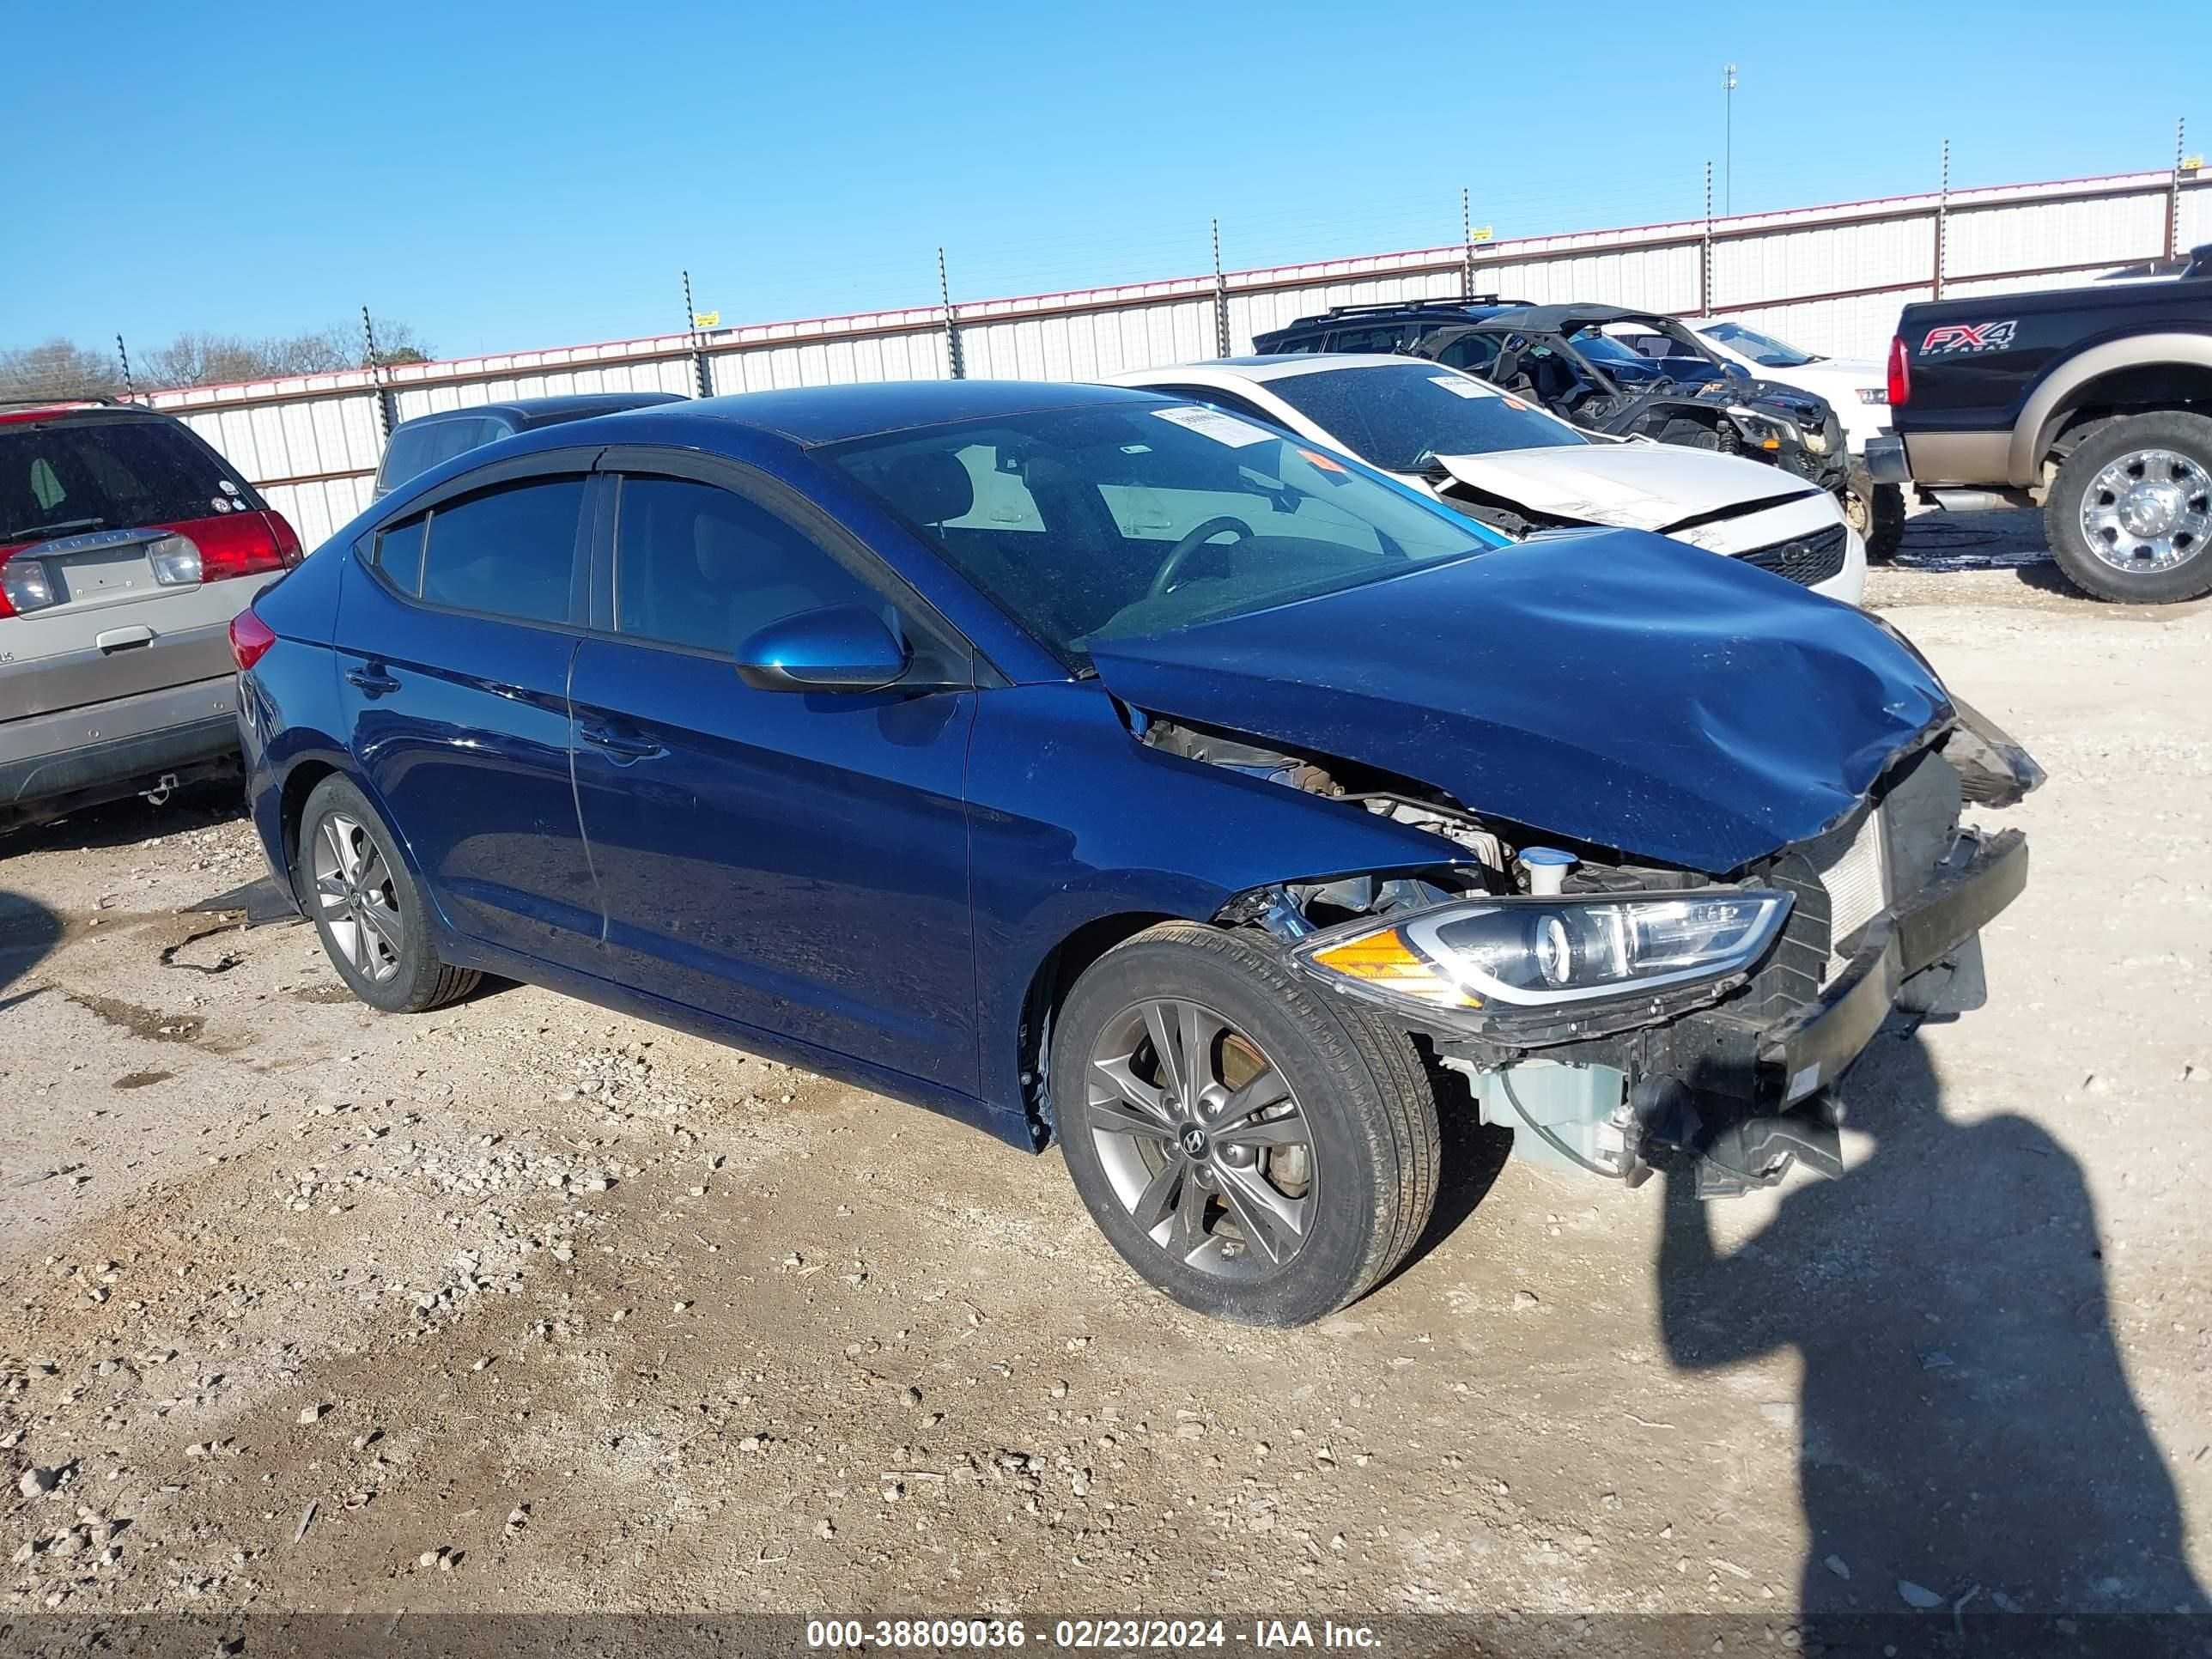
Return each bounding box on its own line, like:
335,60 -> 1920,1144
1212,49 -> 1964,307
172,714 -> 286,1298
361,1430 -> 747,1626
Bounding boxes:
229,382 -> 2038,1324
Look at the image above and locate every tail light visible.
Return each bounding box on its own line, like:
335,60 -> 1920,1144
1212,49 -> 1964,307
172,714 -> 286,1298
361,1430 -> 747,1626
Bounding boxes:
1886,335 -> 1911,407
228,606 -> 277,672
0,546 -> 57,618
269,512 -> 304,568
199,512 -> 299,583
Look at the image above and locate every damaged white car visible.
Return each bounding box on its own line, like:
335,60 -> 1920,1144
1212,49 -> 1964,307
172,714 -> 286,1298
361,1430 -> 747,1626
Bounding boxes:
1109,356 -> 1866,603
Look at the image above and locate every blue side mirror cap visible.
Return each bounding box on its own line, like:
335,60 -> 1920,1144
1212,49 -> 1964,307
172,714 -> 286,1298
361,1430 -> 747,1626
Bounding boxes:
734,605 -> 911,693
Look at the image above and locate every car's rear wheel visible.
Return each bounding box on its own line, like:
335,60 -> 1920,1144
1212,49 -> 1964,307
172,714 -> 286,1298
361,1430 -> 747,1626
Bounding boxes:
1053,922 -> 1438,1326
2045,410 -> 2212,604
298,775 -> 477,1014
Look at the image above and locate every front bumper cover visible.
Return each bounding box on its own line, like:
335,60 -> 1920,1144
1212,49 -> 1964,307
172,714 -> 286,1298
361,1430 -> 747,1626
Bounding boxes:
1418,825 -> 2027,1189
1755,825 -> 2025,1107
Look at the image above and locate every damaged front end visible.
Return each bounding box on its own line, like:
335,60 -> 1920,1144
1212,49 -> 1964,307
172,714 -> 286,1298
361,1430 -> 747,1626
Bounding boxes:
1166,702 -> 2039,1200
1094,531 -> 2039,1198
1587,380 -> 1850,498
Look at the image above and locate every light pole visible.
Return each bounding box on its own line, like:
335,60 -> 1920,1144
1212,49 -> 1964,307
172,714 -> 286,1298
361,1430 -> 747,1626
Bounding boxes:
1723,64 -> 1738,216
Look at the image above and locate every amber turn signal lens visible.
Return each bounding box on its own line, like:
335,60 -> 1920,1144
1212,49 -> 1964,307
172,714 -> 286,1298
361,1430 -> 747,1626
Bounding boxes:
1306,930 -> 1480,1010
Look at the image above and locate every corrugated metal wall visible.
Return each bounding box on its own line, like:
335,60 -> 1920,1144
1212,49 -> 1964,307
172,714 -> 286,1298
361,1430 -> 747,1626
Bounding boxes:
148,167 -> 2212,547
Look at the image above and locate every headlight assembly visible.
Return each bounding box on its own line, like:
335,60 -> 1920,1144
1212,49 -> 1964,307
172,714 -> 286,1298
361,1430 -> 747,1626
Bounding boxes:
1725,407 -> 1797,453
1296,890 -> 1793,1017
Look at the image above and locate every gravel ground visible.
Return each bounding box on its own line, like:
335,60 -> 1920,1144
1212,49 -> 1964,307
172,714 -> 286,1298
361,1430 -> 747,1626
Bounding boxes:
3,508 -> 2209,1643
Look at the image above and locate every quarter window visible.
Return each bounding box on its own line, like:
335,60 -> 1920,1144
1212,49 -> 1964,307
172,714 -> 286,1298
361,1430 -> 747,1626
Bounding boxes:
375,515 -> 428,594
612,476 -> 889,657
416,476 -> 585,624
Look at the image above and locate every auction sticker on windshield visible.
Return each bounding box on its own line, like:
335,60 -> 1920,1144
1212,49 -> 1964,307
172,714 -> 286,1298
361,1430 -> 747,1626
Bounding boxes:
1428,374 -> 1493,400
1152,406 -> 1273,447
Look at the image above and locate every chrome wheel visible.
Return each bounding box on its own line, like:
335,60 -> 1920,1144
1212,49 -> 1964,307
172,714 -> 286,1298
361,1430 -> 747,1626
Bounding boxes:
1085,999 -> 1315,1280
312,811 -> 404,983
2079,448 -> 2211,574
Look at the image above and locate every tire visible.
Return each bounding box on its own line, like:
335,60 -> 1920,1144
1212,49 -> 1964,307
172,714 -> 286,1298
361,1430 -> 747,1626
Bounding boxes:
2043,410 -> 2212,605
1845,461 -> 1905,563
1655,418 -> 1722,452
1052,921 -> 1439,1326
296,775 -> 478,1014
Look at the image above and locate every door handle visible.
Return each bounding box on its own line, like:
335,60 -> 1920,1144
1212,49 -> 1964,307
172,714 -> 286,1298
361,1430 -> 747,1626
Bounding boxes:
96,624 -> 156,653
577,720 -> 665,762
346,666 -> 402,696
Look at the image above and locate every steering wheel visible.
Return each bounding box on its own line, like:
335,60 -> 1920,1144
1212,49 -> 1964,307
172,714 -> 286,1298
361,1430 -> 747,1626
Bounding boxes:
1147,516 -> 1254,599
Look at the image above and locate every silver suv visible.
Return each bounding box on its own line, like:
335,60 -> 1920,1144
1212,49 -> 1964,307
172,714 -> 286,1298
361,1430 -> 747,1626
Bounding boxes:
1,400 -> 301,834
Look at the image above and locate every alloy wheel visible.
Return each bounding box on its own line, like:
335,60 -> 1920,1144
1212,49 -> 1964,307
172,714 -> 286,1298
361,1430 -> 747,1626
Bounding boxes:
312,811 -> 405,983
2079,447 -> 2211,574
1085,999 -> 1316,1280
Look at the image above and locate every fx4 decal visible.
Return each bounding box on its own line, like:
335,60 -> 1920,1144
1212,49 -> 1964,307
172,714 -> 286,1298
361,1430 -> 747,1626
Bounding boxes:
1919,319 -> 2019,355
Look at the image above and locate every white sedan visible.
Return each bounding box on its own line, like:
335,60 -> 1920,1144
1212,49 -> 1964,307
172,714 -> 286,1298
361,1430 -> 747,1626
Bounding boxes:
1107,356 -> 1865,604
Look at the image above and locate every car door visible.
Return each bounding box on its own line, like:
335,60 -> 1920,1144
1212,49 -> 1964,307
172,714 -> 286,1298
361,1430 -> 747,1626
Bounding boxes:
566,450 -> 980,1093
334,453 -> 600,965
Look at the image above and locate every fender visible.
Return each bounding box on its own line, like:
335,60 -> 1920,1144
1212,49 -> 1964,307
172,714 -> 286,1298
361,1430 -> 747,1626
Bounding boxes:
2011,331 -> 2212,486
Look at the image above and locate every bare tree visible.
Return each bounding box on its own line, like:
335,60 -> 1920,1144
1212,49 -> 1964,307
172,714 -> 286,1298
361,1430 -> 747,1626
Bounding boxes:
140,318 -> 433,386
0,337 -> 122,401
0,318 -> 441,395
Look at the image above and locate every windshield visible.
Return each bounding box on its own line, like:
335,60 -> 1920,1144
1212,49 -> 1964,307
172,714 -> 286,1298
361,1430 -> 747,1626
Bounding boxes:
1568,328 -> 1728,386
1265,362 -> 1587,471
1571,331 -> 1655,368
827,402 -> 1505,665
1702,320 -> 1821,368
1,417 -> 245,545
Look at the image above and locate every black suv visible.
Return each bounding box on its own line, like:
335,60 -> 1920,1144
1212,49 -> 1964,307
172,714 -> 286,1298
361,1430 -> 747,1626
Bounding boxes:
1255,299 -> 1850,504
1253,296 -> 1530,368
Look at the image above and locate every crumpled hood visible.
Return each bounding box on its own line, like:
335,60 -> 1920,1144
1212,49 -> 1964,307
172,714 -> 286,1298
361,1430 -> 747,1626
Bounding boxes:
1434,445 -> 1819,532
1089,531 -> 1951,873
1646,373 -> 1831,424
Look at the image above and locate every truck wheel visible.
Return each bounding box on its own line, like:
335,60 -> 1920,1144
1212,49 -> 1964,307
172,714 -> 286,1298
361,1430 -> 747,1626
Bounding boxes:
2045,411 -> 2212,604
1846,462 -> 1906,562
1052,922 -> 1439,1326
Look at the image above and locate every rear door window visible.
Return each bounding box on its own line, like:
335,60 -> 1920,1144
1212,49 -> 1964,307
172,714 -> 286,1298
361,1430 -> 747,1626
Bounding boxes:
1,418 -> 241,544
1327,325 -> 1410,355
416,477 -> 586,624
379,416 -> 506,494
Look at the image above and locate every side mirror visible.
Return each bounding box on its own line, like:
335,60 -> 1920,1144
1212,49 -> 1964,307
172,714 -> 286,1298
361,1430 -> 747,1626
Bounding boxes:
734,605 -> 910,693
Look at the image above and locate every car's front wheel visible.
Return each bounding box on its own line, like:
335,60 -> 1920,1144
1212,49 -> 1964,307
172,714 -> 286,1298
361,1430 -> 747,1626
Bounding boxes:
2045,410 -> 2212,604
297,775 -> 478,1014
1845,460 -> 1905,562
1053,922 -> 1439,1326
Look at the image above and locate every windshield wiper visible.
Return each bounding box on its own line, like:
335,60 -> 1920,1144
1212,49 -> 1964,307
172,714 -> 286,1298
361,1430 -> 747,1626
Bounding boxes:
7,516 -> 105,541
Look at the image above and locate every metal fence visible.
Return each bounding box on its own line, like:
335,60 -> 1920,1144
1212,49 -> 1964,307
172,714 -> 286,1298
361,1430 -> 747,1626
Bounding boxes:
149,163 -> 2211,548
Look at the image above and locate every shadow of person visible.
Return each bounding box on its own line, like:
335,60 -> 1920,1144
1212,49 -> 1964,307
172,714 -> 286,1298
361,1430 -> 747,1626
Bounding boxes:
0,886 -> 62,1002
1656,1026 -> 2206,1651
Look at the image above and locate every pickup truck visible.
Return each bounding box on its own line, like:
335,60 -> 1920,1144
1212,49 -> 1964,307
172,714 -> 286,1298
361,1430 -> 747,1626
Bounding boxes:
1869,246 -> 2212,603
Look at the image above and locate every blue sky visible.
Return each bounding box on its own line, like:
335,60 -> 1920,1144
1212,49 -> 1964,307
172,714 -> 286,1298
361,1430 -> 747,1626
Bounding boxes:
9,0 -> 2203,364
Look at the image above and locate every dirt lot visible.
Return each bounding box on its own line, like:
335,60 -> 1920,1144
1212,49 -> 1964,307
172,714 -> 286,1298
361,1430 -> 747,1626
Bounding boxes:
3,510 -> 2209,1644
